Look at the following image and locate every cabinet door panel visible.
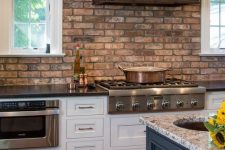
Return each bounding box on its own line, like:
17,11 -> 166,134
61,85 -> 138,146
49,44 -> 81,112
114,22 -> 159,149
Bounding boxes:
206,92 -> 225,110
111,117 -> 146,147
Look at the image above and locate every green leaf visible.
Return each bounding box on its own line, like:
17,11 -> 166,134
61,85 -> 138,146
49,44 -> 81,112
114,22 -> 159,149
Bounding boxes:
204,122 -> 217,132
214,128 -> 221,133
212,115 -> 217,119
218,125 -> 225,131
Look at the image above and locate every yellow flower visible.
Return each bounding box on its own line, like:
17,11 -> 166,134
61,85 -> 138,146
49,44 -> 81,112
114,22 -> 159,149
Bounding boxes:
217,109 -> 225,125
208,117 -> 215,126
210,131 -> 225,149
220,101 -> 225,109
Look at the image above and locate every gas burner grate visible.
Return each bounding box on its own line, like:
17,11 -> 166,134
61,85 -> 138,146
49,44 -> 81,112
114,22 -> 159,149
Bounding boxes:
96,78 -> 198,89
97,80 -> 142,89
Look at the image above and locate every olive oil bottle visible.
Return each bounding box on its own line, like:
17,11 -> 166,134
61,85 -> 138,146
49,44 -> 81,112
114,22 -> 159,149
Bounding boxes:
80,56 -> 85,74
73,45 -> 80,81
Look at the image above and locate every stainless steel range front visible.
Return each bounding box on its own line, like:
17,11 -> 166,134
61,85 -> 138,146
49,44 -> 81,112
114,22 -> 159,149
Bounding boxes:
97,79 -> 206,114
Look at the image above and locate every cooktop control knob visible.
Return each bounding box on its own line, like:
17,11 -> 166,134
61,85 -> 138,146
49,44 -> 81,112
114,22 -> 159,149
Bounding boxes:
191,100 -> 198,107
162,100 -> 170,109
147,102 -> 155,110
176,100 -> 184,108
132,102 -> 140,111
116,102 -> 124,111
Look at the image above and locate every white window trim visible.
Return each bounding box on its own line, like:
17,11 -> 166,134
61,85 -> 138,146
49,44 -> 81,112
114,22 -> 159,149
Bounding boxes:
200,0 -> 225,56
0,0 -> 64,57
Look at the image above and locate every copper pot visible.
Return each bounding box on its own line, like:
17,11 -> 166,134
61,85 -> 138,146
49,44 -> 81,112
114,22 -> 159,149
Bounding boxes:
118,65 -> 169,83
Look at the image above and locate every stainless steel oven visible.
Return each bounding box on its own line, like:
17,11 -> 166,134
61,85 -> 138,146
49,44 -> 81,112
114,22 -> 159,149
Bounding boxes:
0,100 -> 59,149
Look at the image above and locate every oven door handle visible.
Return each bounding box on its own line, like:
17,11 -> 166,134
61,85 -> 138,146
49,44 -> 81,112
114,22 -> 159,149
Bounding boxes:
0,109 -> 60,117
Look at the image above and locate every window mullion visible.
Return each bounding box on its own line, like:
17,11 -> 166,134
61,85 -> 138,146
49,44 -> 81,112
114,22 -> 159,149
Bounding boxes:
201,0 -> 210,53
28,0 -> 31,49
219,0 -> 222,48
211,25 -> 225,27
46,0 -> 50,45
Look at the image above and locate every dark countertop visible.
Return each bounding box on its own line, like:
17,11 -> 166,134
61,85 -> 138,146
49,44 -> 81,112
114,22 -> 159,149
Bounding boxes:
0,80 -> 224,99
198,80 -> 225,91
0,84 -> 108,98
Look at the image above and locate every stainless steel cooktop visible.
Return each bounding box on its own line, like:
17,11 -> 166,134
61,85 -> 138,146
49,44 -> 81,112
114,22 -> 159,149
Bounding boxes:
97,79 -> 206,114
97,78 -> 199,89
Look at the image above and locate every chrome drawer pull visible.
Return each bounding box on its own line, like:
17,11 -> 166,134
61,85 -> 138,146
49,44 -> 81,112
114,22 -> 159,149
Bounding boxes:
78,106 -> 94,109
75,146 -> 95,150
78,127 -> 94,131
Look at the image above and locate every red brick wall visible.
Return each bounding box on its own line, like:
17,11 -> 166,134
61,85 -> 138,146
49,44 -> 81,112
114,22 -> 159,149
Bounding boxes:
0,1 -> 223,85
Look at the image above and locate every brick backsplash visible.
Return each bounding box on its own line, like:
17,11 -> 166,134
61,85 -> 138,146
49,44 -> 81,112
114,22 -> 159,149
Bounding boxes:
0,0 -> 224,85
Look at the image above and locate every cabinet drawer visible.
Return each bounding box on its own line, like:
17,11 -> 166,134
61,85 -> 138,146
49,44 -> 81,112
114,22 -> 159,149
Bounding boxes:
111,117 -> 146,147
67,140 -> 103,150
67,97 -> 104,116
67,118 -> 104,139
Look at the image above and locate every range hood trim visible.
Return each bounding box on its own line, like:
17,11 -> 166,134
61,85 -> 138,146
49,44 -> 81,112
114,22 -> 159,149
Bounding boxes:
93,0 -> 200,5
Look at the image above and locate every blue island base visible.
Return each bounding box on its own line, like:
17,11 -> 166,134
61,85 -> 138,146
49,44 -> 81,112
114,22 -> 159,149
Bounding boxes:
146,127 -> 189,150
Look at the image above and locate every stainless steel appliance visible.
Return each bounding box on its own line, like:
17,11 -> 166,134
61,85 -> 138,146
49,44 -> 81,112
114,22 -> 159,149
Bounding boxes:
97,79 -> 206,114
0,100 -> 59,149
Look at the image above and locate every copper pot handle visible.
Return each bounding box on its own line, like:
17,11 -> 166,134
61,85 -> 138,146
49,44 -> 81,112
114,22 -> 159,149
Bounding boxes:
165,68 -> 172,71
118,65 -> 124,71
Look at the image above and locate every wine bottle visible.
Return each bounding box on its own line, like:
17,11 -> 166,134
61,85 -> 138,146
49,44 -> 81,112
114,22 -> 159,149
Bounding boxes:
73,45 -> 80,81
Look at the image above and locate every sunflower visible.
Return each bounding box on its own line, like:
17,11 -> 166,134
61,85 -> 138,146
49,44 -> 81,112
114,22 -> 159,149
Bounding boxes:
205,101 -> 225,148
210,131 -> 225,149
208,117 -> 216,126
217,109 -> 225,125
220,101 -> 225,109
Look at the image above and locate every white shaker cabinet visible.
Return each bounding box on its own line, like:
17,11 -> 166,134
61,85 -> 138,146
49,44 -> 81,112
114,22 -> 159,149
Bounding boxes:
61,96 -> 105,150
110,117 -> 146,148
205,91 -> 225,110
62,96 -> 146,150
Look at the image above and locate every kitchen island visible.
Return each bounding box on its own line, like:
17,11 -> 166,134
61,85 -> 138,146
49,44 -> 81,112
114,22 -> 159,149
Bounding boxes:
140,111 -> 219,150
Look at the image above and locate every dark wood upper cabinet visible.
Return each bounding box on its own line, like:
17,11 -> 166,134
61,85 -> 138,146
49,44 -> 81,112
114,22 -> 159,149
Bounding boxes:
93,0 -> 200,5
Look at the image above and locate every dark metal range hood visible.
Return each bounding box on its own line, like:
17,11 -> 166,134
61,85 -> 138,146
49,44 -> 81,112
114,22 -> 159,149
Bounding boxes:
93,0 -> 200,5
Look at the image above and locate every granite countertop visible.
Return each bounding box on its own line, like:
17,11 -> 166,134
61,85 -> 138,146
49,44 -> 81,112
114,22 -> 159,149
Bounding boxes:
0,84 -> 108,98
140,111 -> 219,150
198,80 -> 225,91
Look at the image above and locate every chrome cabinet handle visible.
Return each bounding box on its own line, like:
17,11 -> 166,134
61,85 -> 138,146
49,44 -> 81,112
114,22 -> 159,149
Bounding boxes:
75,146 -> 95,150
78,106 -> 94,109
78,127 -> 94,131
0,109 -> 60,117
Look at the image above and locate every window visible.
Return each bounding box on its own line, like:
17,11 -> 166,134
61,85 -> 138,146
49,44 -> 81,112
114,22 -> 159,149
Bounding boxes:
13,0 -> 48,52
0,0 -> 63,56
201,0 -> 225,55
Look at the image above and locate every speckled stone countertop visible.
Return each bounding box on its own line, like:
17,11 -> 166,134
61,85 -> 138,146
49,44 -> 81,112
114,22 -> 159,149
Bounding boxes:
140,111 -> 219,150
0,84 -> 108,98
